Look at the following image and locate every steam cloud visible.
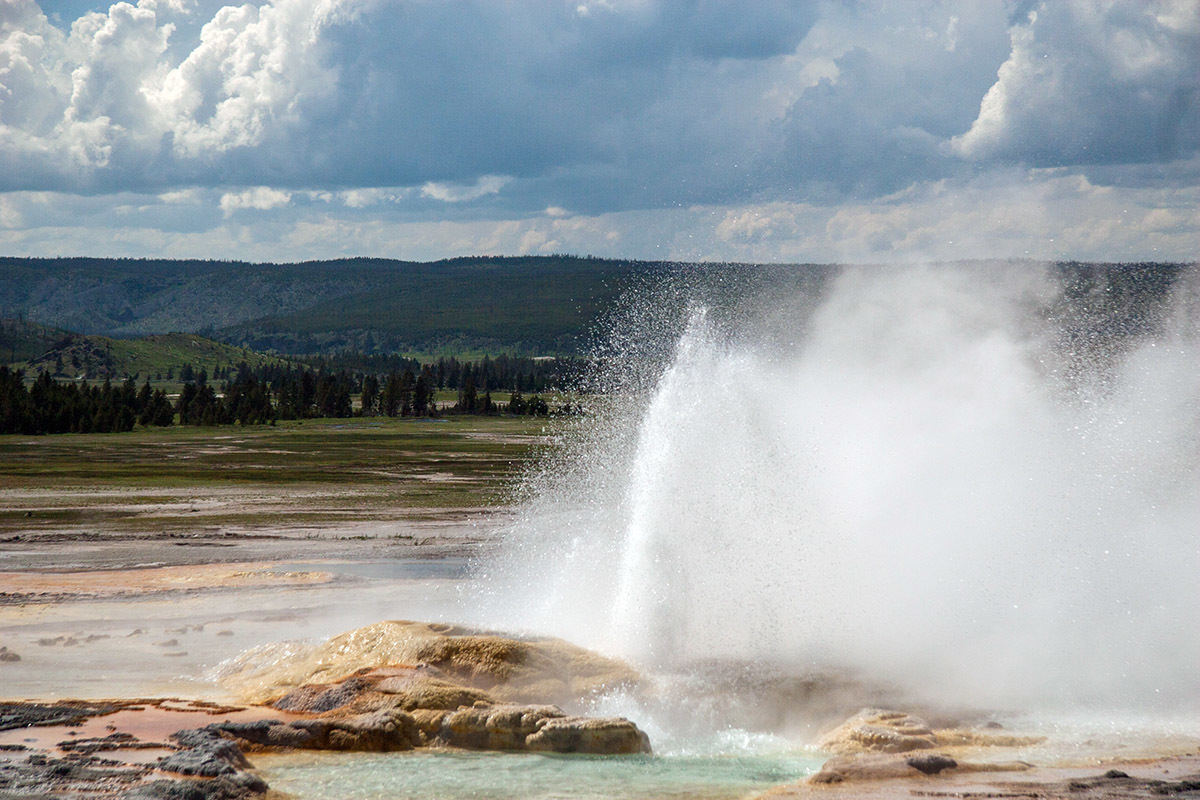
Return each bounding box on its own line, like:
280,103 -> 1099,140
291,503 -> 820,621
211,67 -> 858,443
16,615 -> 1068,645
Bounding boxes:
474,263 -> 1200,715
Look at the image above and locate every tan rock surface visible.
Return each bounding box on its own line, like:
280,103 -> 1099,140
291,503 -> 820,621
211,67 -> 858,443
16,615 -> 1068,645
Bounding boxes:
214,698 -> 651,755
213,621 -> 653,755
220,619 -> 640,707
816,707 -> 1046,757
817,708 -> 938,755
525,713 -> 652,754
808,752 -> 1031,784
271,665 -> 495,714
760,755 -> 1200,799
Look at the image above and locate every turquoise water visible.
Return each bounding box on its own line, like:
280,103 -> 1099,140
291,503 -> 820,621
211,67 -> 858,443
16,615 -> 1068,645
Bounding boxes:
258,750 -> 821,800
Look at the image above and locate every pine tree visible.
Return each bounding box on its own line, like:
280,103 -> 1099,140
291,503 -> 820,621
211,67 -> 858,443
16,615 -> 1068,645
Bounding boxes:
360,374 -> 380,416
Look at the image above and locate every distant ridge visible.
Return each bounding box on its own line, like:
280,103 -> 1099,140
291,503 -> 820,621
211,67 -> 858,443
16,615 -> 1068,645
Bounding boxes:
1,257 -> 1189,357
0,255 -> 662,355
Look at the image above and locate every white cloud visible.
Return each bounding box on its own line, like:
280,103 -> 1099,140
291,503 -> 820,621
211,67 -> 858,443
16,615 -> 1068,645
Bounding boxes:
2,169 -> 1196,265
218,185 -> 291,214
150,0 -> 339,157
0,2 -> 69,132
716,205 -> 801,242
517,228 -> 554,254
158,187 -> 199,203
420,175 -> 512,203
4,0 -> 1191,204
953,1 -> 1200,165
339,187 -> 407,208
0,1 -> 1196,263
0,195 -> 20,228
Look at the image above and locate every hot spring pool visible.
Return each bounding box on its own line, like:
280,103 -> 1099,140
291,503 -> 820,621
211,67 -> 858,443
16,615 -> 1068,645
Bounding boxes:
256,750 -> 823,800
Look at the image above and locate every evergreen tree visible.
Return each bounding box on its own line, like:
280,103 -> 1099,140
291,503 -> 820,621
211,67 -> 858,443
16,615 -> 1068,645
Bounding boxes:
136,379 -> 154,426
399,370 -> 415,416
455,375 -> 478,414
381,372 -> 402,417
360,374 -> 380,416
413,367 -> 435,416
508,391 -> 525,415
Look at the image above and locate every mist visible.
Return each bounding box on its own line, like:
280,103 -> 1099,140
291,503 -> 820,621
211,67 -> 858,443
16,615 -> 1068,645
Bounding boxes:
471,262 -> 1200,718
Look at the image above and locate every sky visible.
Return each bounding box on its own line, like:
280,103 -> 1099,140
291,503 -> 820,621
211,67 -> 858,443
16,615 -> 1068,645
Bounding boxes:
0,0 -> 1197,263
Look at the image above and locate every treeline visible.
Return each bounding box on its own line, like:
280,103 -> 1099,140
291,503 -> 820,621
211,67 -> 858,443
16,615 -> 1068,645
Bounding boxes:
176,368 -> 276,425
239,362 -> 570,420
1,355 -> 581,435
296,352 -> 587,394
1,367 -> 173,434
73,352 -> 585,395
178,362 -> 574,423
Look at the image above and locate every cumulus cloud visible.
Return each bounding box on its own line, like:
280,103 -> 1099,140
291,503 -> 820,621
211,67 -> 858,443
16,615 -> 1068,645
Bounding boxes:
0,195 -> 21,228
149,0 -> 338,157
421,175 -> 511,203
769,1 -> 1012,196
158,187 -> 199,203
0,0 -> 822,199
332,187 -> 410,208
0,1 -> 1197,261
5,0 -> 1195,199
716,205 -> 802,243
953,1 -> 1200,165
218,185 -> 291,214
3,169 -> 1195,264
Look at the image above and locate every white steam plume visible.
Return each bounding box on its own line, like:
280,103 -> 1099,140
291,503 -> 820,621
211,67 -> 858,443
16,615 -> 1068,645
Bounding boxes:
472,262 -> 1199,715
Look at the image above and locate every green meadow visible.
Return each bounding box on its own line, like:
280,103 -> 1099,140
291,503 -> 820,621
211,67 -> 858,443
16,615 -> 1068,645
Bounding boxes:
0,416 -> 555,537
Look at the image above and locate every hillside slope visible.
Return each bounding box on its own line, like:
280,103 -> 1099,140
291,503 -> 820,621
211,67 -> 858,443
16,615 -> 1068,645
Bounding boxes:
0,318 -> 71,363
222,256 -> 657,354
0,255 -> 659,354
3,257 -> 1190,358
0,257 -> 377,338
7,327 -> 290,381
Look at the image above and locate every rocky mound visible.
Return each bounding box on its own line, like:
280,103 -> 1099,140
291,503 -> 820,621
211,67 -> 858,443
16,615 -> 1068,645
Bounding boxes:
809,751 -> 1033,784
219,620 -> 640,708
243,664 -> 651,755
817,708 -> 939,754
206,621 -> 652,757
818,707 -> 1045,757
271,664 -> 494,714
0,623 -> 652,799
804,707 -> 1046,785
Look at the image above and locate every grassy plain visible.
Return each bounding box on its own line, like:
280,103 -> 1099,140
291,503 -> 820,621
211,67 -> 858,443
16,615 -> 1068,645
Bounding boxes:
0,416 -> 553,540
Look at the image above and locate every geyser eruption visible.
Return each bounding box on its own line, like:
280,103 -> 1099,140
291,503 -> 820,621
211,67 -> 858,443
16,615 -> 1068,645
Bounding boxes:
474,263 -> 1199,716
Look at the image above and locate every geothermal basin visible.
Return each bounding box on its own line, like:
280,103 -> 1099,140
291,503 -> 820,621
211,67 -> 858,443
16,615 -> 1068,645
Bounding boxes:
2,263 -> 1198,798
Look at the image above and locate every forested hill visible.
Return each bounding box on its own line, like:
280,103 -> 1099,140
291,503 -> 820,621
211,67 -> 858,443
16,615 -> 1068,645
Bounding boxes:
0,256 -> 663,355
0,318 -> 290,381
1,256 -> 1189,356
